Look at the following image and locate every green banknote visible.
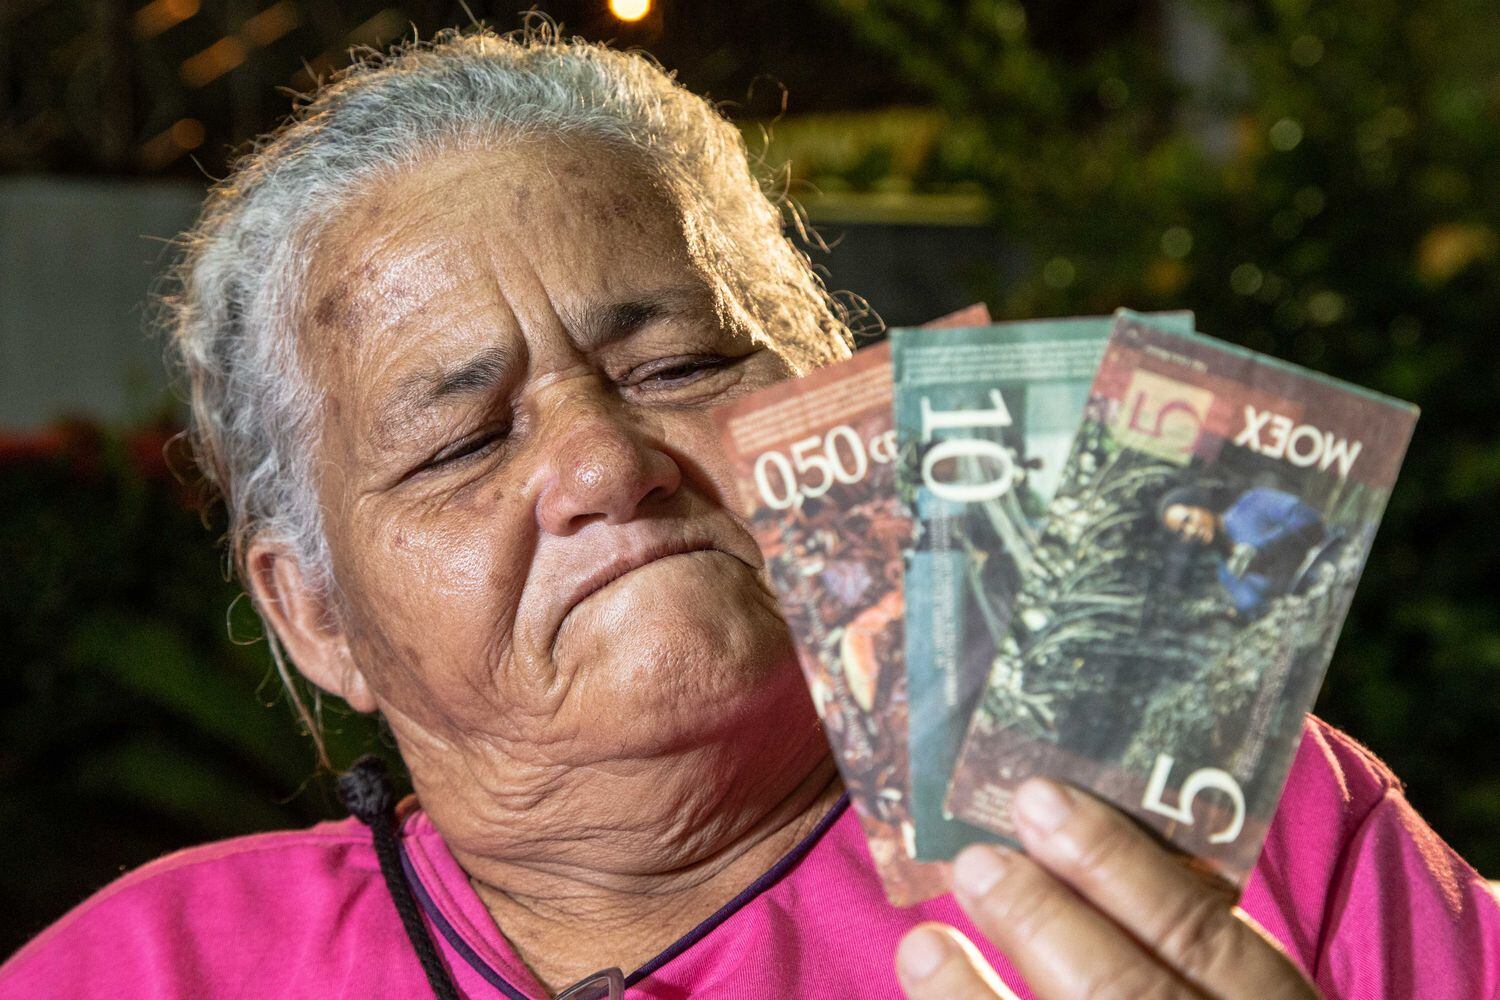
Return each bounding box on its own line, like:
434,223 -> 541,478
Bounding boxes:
892,314 -> 1194,860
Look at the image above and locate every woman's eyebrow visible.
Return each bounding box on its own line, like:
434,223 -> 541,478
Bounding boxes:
426,346 -> 516,400
375,345 -> 519,445
571,286 -> 707,352
399,345 -> 519,409
372,288 -> 709,444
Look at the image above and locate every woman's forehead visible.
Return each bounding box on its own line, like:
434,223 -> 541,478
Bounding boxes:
298,142 -> 708,389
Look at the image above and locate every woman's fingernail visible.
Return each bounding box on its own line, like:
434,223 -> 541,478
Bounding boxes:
953,845 -> 1009,897
1016,779 -> 1073,833
898,927 -> 948,981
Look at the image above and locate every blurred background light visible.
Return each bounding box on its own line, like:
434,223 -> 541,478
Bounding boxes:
241,1 -> 302,47
180,36 -> 249,88
137,118 -> 205,171
608,0 -> 650,24
132,0 -> 199,40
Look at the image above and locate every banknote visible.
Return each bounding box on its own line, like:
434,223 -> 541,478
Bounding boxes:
712,306 -> 988,905
947,310 -> 1418,883
891,313 -> 1192,861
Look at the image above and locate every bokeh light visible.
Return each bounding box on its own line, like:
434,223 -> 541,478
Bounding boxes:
609,0 -> 651,22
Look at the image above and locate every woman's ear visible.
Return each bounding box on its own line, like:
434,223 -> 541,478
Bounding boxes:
244,538 -> 378,713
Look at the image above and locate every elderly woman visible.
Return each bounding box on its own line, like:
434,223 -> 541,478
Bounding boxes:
3,28 -> 1496,1000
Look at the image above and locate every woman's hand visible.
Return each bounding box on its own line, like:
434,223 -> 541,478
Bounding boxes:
896,779 -> 1321,999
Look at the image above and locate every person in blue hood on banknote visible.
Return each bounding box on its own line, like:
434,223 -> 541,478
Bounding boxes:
1157,484 -> 1329,620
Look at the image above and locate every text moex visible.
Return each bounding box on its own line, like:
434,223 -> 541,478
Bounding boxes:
1233,404 -> 1363,477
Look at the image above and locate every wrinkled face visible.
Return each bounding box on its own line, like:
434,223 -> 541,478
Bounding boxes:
1163,503 -> 1217,545
296,143 -> 822,814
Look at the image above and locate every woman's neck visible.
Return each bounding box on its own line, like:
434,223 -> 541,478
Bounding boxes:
459,754 -> 842,993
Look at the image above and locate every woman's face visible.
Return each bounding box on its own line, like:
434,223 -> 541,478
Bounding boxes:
268,142 -> 827,854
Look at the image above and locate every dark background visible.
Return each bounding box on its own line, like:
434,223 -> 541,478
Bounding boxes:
3,0 -> 1498,953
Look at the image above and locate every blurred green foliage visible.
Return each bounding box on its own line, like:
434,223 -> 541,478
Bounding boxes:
0,425 -> 395,952
815,0 -> 1500,871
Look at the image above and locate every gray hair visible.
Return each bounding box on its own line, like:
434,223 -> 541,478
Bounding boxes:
162,25 -> 854,629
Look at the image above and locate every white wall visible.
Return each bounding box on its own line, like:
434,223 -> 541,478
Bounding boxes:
0,178 -> 204,430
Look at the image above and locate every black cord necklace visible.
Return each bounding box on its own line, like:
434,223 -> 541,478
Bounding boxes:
338,756 -> 626,1000
338,755 -> 464,1000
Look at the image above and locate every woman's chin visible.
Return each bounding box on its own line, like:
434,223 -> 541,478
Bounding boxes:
552,564 -> 802,744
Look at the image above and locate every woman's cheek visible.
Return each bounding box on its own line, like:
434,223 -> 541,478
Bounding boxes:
366,498 -> 529,634
666,411 -> 744,511
358,512 -> 535,729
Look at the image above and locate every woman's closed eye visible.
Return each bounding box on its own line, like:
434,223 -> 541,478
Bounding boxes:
406,352 -> 751,479
421,426 -> 509,471
623,353 -> 741,389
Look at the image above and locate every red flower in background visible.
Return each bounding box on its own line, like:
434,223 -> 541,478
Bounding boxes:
0,419 -> 207,511
0,428 -> 67,464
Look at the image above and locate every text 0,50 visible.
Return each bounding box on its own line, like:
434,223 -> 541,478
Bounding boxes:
753,425 -> 895,510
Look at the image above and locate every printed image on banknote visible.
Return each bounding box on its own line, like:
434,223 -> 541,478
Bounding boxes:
947,310 -> 1418,883
891,313 -> 1192,861
711,305 -> 988,906
714,342 -> 945,905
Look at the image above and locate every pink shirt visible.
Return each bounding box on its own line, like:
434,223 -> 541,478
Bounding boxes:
4,717 -> 1497,999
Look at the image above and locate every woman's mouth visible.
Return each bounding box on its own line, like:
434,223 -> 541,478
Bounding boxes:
566,540 -> 721,613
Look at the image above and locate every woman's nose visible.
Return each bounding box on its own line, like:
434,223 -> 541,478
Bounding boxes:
533,408 -> 682,535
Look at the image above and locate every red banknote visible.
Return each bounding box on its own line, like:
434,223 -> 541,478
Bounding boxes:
713,306 -> 987,905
